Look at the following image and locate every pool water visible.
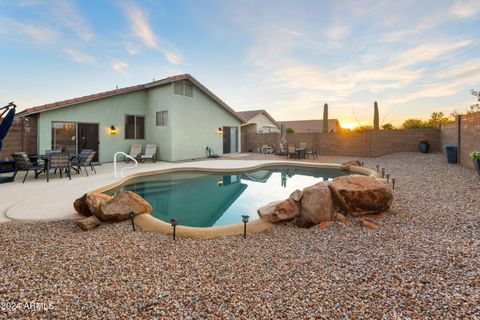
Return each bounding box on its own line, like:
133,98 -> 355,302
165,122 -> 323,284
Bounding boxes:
106,166 -> 349,227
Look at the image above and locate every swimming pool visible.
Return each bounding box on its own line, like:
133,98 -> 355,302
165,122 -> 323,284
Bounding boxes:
106,166 -> 351,228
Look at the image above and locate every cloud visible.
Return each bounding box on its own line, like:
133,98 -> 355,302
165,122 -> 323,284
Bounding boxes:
125,43 -> 139,55
0,17 -> 59,44
50,0 -> 94,42
124,3 -> 157,48
325,24 -> 349,40
392,39 -> 474,67
450,0 -> 480,18
64,48 -> 96,63
111,59 -> 128,71
122,2 -> 182,64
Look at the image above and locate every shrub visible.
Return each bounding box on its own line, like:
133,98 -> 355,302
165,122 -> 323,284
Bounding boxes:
470,151 -> 480,160
286,128 -> 295,134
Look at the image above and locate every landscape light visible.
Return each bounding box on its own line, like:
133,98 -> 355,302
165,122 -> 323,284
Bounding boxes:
170,218 -> 177,240
242,215 -> 249,239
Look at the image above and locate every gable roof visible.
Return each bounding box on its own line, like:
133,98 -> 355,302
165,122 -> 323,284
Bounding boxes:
237,109 -> 279,127
18,74 -> 246,123
282,119 -> 340,133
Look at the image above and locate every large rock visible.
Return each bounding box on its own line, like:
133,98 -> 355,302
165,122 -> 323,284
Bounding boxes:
328,175 -> 393,215
76,215 -> 101,231
74,194 -> 91,216
98,191 -> 152,222
86,193 -> 112,216
340,160 -> 362,171
300,182 -> 334,224
257,198 -> 300,223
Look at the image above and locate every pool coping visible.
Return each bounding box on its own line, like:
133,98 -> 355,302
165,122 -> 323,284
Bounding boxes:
92,162 -> 379,239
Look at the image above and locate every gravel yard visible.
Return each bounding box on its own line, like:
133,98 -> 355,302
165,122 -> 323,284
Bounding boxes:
1,152 -> 479,319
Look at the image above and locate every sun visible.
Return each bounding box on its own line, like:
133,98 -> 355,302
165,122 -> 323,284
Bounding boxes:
341,122 -> 358,130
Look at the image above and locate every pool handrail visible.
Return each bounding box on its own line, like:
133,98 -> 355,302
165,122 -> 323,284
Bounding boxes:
114,151 -> 138,178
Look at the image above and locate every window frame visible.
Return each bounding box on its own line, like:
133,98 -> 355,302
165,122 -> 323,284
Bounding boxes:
156,110 -> 168,127
125,114 -> 145,140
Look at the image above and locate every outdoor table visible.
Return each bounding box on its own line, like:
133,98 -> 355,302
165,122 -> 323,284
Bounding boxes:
295,148 -> 306,159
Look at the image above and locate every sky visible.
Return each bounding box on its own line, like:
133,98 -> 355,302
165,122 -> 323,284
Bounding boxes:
0,0 -> 479,128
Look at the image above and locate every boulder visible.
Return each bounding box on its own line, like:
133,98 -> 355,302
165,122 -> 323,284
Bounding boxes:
294,215 -> 316,228
98,191 -> 152,222
86,193 -> 113,216
318,221 -> 333,230
257,198 -> 300,223
300,182 -> 334,224
289,189 -> 303,202
73,194 -> 91,216
340,160 -> 362,171
329,175 -> 393,216
76,215 -> 101,231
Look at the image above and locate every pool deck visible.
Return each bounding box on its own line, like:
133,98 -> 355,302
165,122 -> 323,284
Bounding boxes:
0,155 -> 344,223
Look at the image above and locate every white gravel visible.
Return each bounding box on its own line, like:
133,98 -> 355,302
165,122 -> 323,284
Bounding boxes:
0,152 -> 479,319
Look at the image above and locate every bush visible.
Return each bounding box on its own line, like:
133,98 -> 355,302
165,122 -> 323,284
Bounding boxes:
286,128 -> 295,133
470,151 -> 480,160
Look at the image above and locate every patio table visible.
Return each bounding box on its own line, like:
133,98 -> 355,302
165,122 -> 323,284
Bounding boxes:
295,147 -> 306,159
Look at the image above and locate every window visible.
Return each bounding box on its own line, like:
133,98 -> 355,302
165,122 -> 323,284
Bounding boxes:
184,83 -> 193,97
156,111 -> 168,126
125,115 -> 145,139
173,81 -> 194,97
174,82 -> 184,95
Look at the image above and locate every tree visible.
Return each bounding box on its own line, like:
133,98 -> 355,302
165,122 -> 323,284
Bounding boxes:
426,112 -> 451,127
381,123 -> 395,130
353,125 -> 373,132
467,89 -> 480,114
323,103 -> 329,133
286,127 -> 295,133
373,101 -> 379,130
402,119 -> 426,129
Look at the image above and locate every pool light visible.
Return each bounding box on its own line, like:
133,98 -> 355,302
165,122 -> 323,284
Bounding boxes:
242,215 -> 249,239
128,211 -> 136,231
170,218 -> 177,240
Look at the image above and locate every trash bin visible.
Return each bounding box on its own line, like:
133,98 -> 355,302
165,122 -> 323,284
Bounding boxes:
444,145 -> 457,164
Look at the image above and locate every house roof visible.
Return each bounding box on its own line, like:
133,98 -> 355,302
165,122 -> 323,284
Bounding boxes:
282,119 -> 340,133
237,109 -> 279,127
17,74 -> 246,123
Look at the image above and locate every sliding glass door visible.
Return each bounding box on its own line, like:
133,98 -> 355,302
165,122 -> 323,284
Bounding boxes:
51,122 -> 77,154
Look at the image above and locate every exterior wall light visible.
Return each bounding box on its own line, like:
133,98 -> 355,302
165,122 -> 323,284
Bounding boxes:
110,125 -> 117,135
216,127 -> 223,135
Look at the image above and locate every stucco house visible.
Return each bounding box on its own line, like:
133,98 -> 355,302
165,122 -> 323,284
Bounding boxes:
237,109 -> 280,134
17,74 -> 245,162
282,119 -> 341,133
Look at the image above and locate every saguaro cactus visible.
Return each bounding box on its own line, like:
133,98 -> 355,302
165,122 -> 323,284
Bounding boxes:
323,103 -> 329,133
374,101 -> 379,130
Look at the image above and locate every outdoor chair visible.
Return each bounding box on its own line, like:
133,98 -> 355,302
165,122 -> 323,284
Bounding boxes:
306,145 -> 318,160
287,144 -> 298,159
12,152 -> 44,183
72,149 -> 96,176
139,144 -> 157,163
125,144 -> 142,163
47,153 -> 72,182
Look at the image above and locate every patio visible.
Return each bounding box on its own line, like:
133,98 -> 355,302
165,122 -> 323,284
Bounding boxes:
0,152 -> 478,318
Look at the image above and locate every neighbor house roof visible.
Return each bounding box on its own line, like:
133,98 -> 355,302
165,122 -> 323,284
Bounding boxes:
282,119 -> 340,133
17,74 -> 246,123
237,109 -> 279,127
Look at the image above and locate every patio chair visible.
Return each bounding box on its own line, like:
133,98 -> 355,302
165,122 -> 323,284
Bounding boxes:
287,144 -> 298,159
47,153 -> 72,182
72,149 -> 96,176
139,144 -> 157,163
12,152 -> 44,183
306,144 -> 318,160
125,144 -> 142,163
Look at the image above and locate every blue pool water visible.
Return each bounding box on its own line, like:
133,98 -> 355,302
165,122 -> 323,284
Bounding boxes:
106,166 -> 349,227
